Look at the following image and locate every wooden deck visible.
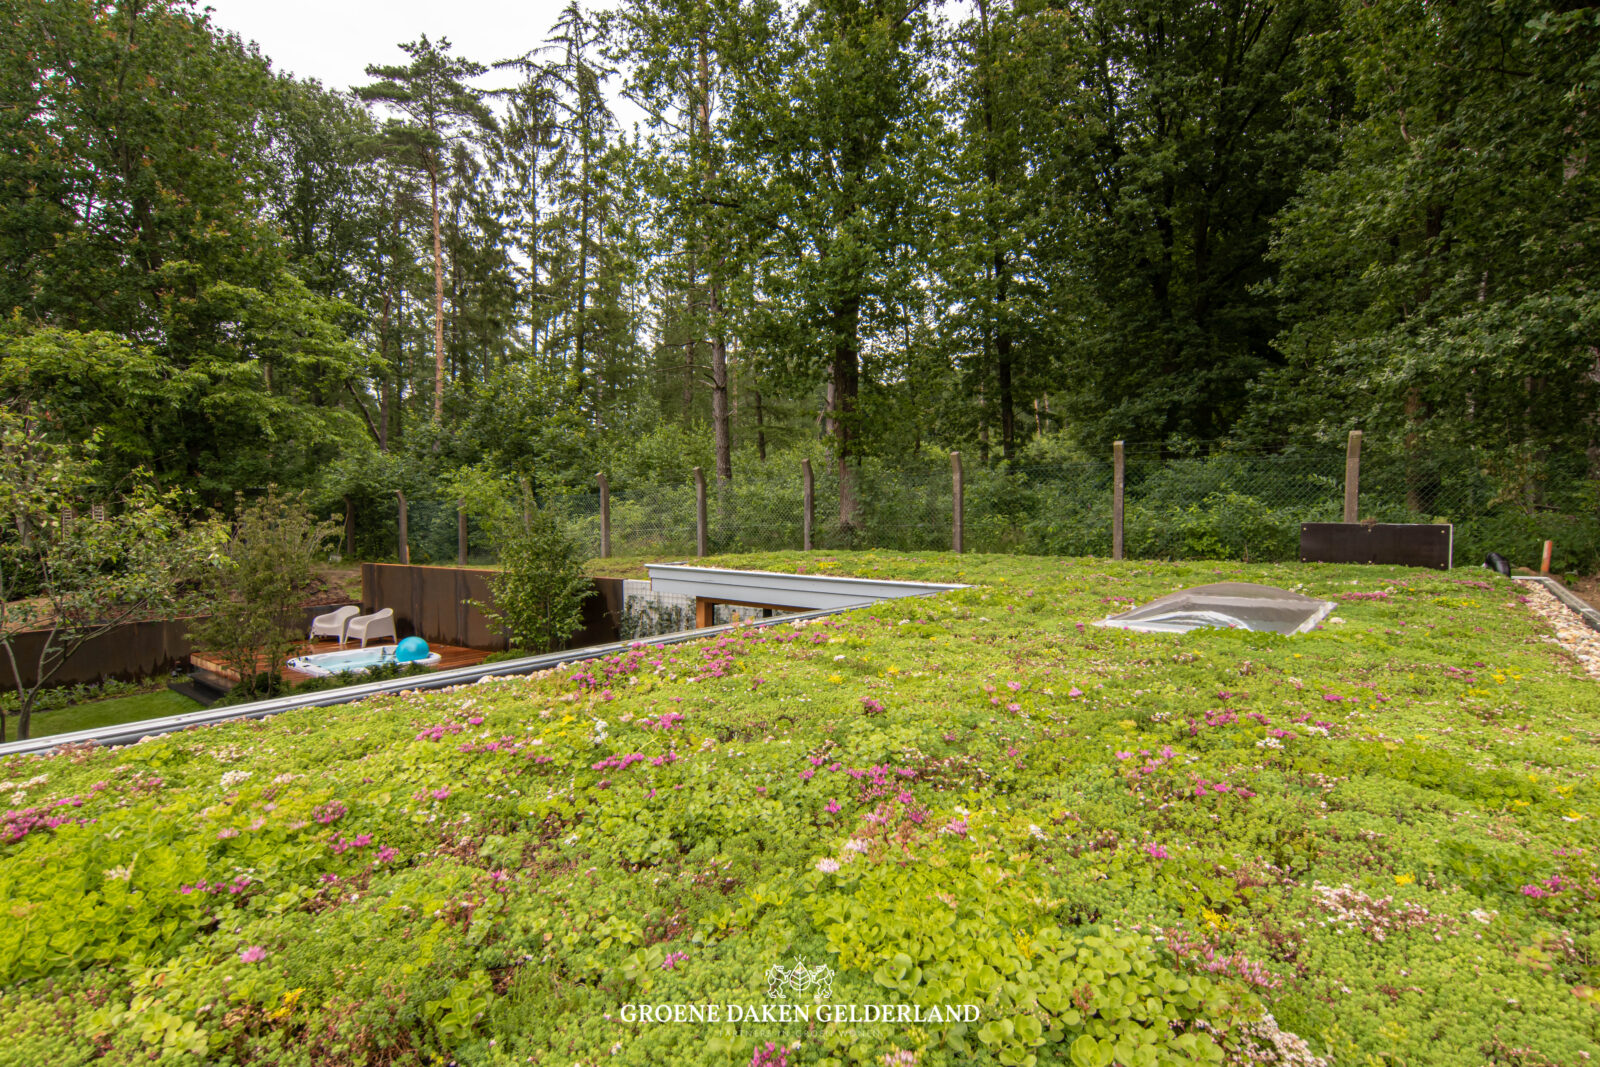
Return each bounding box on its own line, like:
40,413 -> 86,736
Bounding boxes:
190,639 -> 492,689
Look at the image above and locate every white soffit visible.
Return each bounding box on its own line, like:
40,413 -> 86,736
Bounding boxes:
644,564 -> 966,610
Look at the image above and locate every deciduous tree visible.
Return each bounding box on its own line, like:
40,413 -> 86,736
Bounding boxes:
0,407 -> 223,740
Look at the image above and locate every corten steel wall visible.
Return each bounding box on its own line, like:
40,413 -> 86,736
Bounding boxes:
0,619 -> 194,691
360,564 -> 624,651
0,606 -> 332,691
1299,523 -> 1453,570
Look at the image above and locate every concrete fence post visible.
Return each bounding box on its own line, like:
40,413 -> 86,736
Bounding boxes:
951,451 -> 964,554
1344,430 -> 1363,523
1112,441 -> 1125,560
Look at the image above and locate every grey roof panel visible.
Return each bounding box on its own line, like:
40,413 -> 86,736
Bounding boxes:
643,564 -> 964,610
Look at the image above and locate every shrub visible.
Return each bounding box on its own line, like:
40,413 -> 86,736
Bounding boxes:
187,489 -> 340,703
474,510 -> 593,654
211,660 -> 434,706
0,678 -> 145,716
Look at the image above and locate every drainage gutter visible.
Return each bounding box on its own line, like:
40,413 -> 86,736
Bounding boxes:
0,601 -> 891,760
1512,575 -> 1600,632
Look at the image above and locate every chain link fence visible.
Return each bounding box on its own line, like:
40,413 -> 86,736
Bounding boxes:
370,444 -> 1600,573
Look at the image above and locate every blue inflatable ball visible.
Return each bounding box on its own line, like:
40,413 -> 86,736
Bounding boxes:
394,636 -> 430,663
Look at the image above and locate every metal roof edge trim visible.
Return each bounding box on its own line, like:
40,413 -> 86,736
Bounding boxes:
0,600 -> 898,760
644,563 -> 966,598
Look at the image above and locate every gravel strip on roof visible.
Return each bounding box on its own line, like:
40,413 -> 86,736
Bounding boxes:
1523,582 -> 1600,680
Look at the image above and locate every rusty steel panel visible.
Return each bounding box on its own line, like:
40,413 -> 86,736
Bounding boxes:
0,620 -> 188,690
1299,523 -> 1453,570
0,605 -> 331,691
359,564 -> 622,651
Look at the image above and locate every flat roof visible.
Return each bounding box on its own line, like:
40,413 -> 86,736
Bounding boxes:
643,563 -> 966,610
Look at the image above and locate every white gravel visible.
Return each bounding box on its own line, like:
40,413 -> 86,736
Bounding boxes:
1521,582 -> 1600,681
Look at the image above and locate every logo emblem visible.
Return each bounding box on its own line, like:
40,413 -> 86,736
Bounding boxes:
765,957 -> 835,1002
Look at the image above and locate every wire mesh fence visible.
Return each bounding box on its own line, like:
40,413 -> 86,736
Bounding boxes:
370,444 -> 1599,573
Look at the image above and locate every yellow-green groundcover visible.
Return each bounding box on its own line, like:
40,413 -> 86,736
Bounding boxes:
1,552 -> 1596,1066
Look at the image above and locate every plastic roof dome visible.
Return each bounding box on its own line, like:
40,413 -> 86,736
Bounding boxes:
1093,582 -> 1336,635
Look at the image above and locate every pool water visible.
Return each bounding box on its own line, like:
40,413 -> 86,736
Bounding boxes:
288,646 -> 442,678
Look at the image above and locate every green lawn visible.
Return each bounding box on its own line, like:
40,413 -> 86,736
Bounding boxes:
26,688 -> 202,738
1,552 -> 1598,1066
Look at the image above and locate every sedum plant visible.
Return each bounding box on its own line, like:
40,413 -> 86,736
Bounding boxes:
4,552 -> 1600,1065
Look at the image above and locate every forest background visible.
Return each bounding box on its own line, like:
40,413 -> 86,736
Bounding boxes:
3,0 -> 1597,571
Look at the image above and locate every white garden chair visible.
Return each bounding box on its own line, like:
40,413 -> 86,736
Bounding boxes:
308,605 -> 361,644
345,608 -> 397,648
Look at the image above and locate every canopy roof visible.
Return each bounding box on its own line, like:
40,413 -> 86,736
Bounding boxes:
1095,582 -> 1336,635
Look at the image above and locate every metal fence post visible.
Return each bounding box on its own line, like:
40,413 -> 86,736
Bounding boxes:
1112,441 -> 1125,560
1344,430 -> 1363,523
694,466 -> 708,557
801,459 -> 814,550
519,476 -> 532,533
457,500 -> 468,565
396,489 -> 409,565
343,496 -> 355,557
951,451 -> 964,554
598,472 -> 611,558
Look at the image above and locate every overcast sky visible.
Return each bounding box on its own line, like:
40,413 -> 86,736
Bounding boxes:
199,0 -> 968,131
201,0 -> 604,95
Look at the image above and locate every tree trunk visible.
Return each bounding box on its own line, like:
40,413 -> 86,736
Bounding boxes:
977,0 -> 1016,463
575,112 -> 592,414
1404,388 -> 1424,512
978,384 -> 990,466
18,690 -> 35,742
397,490 -> 410,565
996,277 -> 1015,462
755,390 -> 767,462
711,321 -> 731,485
429,159 -> 446,424
830,296 -> 861,529
1588,348 -> 1600,480
394,301 -> 405,445
529,128 -> 545,372
378,281 -> 392,452
448,194 -> 462,387
699,33 -> 733,487
19,624 -> 66,742
684,263 -> 699,420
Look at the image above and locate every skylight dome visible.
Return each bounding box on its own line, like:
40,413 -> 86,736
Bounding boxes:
1095,582 -> 1336,635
